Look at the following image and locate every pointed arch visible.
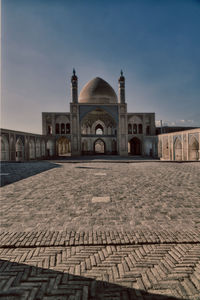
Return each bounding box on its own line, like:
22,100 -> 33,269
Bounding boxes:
29,138 -> 35,159
94,138 -> 106,154
56,137 -> 71,156
16,138 -> 24,161
41,140 -> 46,156
95,124 -> 104,135
47,140 -> 54,157
36,139 -> 41,158
0,135 -> 9,161
189,136 -> 199,160
91,119 -> 106,135
174,137 -> 182,161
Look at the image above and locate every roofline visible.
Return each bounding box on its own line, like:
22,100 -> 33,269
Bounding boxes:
0,128 -> 44,136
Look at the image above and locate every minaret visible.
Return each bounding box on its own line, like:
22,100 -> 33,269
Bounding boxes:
71,68 -> 78,103
118,70 -> 125,103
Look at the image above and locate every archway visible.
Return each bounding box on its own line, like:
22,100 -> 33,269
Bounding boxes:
16,138 -> 24,161
41,140 -> 46,157
95,124 -> 104,135
56,137 -> 71,156
163,138 -> 169,160
189,137 -> 199,161
29,139 -> 35,159
129,137 -> 141,155
94,139 -> 105,154
81,108 -> 117,137
174,138 -> 182,161
36,139 -> 41,158
0,135 -> 9,161
47,140 -> 54,157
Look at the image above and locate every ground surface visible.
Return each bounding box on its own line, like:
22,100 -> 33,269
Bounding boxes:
1,161 -> 200,232
0,160 -> 200,299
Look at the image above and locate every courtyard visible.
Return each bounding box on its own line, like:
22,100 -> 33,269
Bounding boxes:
0,161 -> 200,299
1,161 -> 200,232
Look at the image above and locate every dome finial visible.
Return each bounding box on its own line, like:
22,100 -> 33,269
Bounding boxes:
120,70 -> 123,76
73,68 -> 76,76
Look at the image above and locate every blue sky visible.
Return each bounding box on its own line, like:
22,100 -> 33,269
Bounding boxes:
1,0 -> 200,133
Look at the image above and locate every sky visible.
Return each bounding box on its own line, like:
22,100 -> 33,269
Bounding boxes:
1,0 -> 200,134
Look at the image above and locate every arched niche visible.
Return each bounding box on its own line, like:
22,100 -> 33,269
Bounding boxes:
0,135 -> 9,161
189,136 -> 199,161
29,139 -> 35,159
94,139 -> 106,154
56,137 -> 71,156
174,137 -> 182,161
47,140 -> 54,157
16,138 -> 24,161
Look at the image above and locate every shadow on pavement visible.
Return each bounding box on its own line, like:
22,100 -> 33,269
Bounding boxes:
0,259 -> 182,300
0,162 -> 61,187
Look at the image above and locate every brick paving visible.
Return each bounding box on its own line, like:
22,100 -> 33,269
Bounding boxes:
1,161 -> 200,232
0,243 -> 200,299
0,161 -> 200,299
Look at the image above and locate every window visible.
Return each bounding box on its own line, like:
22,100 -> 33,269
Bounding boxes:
55,123 -> 60,134
61,123 -> 65,134
133,124 -> 137,134
95,124 -> 103,135
66,123 -> 70,134
128,124 -> 132,134
139,124 -> 143,134
47,125 -> 52,134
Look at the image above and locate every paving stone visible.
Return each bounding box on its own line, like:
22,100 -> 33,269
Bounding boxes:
91,196 -> 111,203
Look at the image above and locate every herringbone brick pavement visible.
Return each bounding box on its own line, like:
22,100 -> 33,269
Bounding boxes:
0,243 -> 200,299
0,230 -> 200,247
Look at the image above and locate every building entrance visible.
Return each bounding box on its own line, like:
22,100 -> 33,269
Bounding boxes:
129,137 -> 141,155
56,137 -> 71,156
94,139 -> 105,154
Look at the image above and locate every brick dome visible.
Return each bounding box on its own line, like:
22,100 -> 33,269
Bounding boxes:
79,77 -> 117,104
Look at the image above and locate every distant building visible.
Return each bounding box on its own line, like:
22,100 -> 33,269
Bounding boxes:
156,126 -> 198,135
158,128 -> 200,161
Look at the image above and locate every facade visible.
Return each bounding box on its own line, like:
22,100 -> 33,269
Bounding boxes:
0,129 -> 46,162
41,70 -> 156,157
158,128 -> 200,161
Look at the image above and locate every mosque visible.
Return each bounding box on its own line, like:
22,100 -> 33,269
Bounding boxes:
42,70 -> 156,157
1,70 -> 199,161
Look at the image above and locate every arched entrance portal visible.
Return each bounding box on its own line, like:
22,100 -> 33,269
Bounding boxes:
94,139 -> 105,154
189,137 -> 199,161
129,137 -> 141,155
56,137 -> 71,156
